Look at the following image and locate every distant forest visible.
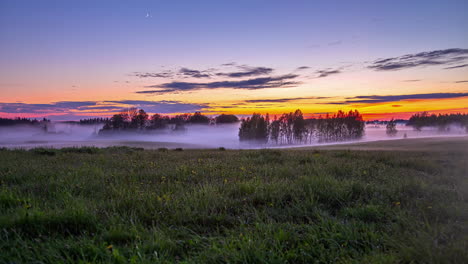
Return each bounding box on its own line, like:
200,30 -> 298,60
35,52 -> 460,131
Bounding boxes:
407,112 -> 468,131
2,110 -> 467,144
0,117 -> 49,126
61,118 -> 109,125
239,109 -> 365,144
98,108 -> 365,144
99,108 -> 239,134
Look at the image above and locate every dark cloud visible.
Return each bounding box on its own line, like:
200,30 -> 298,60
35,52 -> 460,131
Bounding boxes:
296,66 -> 310,70
104,100 -> 208,113
392,105 -> 402,107
0,101 -> 98,113
245,96 -> 332,103
137,74 -> 299,94
0,100 -> 207,115
81,106 -> 124,111
221,62 -> 236,66
54,101 -> 98,108
135,89 -> 177,94
403,79 -> 421,82
317,102 -> 348,105
347,93 -> 468,103
134,68 -> 214,79
368,48 -> 468,71
179,68 -> 211,78
455,80 -> 468,83
133,65 -> 275,79
315,69 -> 341,78
444,64 -> 468,70
320,92 -> 468,105
217,66 -> 273,78
134,71 -> 174,78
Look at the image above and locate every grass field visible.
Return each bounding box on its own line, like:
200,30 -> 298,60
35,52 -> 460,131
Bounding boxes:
1,138 -> 467,263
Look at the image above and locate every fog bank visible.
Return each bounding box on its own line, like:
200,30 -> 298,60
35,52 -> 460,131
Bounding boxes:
0,122 -> 466,149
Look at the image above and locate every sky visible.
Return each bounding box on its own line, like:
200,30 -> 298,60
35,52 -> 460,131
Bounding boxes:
1,0 -> 467,120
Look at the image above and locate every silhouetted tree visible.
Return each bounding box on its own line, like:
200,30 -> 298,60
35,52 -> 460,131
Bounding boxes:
315,110 -> 364,142
148,114 -> 170,129
292,109 -> 306,142
110,114 -> 125,130
239,113 -> 269,143
78,118 -> 109,124
135,109 -> 149,129
407,112 -> 468,132
269,118 -> 280,144
215,114 -> 239,123
189,112 -> 210,124
386,118 -> 398,136
0,117 -> 42,126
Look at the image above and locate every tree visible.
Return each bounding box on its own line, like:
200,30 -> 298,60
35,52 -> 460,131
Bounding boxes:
189,112 -> 210,124
134,109 -> 149,129
407,112 -> 468,132
149,114 -> 169,129
269,118 -> 280,144
239,113 -> 269,143
215,114 -> 239,123
315,110 -> 365,142
126,108 -> 139,129
292,109 -> 306,142
386,118 -> 398,136
110,114 -> 125,130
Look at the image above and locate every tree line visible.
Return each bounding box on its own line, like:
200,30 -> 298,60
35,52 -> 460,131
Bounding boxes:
407,112 -> 468,132
239,109 -> 365,144
79,118 -> 110,124
99,108 -> 239,134
0,117 -> 49,126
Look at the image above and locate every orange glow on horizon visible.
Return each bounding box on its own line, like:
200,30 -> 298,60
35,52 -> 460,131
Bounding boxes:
2,95 -> 468,121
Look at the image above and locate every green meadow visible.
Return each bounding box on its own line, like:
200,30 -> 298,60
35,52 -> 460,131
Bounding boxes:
1,140 -> 467,263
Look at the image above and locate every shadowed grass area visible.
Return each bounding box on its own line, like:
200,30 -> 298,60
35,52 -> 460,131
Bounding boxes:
0,143 -> 467,263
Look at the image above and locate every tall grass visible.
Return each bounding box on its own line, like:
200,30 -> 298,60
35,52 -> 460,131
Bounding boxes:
0,146 -> 467,263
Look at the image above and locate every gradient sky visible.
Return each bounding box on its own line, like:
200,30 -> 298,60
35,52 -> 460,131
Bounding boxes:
1,0 -> 467,120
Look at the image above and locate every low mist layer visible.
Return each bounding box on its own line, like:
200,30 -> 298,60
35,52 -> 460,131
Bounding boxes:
0,122 -> 466,150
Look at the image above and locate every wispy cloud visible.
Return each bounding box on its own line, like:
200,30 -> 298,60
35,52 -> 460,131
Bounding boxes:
104,100 -> 208,113
0,101 -> 98,113
320,92 -> 468,105
368,48 -> 468,71
217,66 -> 273,78
403,79 -> 421,82
315,68 -> 341,78
134,71 -> 174,78
135,89 -> 177,95
133,64 -> 274,79
179,68 -> 212,78
0,100 -> 208,115
245,96 -> 332,103
137,74 -> 299,94
296,66 -> 310,70
455,80 -> 468,83
444,63 -> 468,70
134,68 -> 215,79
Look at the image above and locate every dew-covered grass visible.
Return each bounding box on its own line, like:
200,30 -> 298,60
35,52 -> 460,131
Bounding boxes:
0,143 -> 467,263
